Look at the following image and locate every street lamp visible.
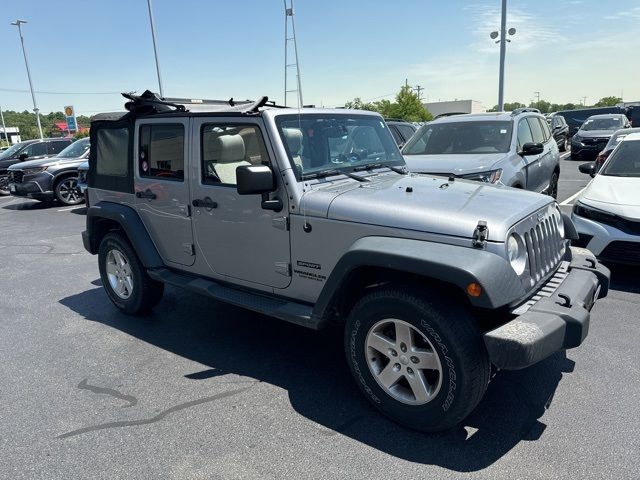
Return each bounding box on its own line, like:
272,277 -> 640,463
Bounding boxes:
490,0 -> 517,112
11,19 -> 43,140
146,0 -> 164,98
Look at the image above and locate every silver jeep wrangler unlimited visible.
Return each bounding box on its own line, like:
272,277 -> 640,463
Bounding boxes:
83,92 -> 610,432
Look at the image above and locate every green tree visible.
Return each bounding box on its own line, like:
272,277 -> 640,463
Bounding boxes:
345,85 -> 432,122
528,100 -> 552,113
594,96 -> 622,107
487,102 -> 525,112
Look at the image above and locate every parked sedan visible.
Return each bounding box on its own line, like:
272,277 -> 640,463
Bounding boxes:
7,138 -> 89,205
572,133 -> 640,265
571,114 -> 631,160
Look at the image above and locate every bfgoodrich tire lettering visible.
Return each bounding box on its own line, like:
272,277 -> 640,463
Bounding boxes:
344,286 -> 490,432
98,233 -> 164,315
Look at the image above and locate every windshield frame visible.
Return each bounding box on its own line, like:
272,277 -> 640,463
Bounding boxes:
274,113 -> 405,181
600,139 -> 640,178
56,138 -> 90,159
402,119 -> 514,156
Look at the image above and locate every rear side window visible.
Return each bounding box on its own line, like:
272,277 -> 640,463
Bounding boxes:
397,125 -> 416,141
47,140 -> 71,155
388,126 -> 403,145
538,118 -> 552,142
97,128 -> 129,177
527,118 -> 545,143
139,124 -> 185,181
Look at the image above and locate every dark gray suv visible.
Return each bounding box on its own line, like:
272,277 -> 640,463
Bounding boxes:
0,137 -> 73,195
8,138 -> 89,205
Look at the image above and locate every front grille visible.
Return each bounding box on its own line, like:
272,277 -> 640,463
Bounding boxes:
600,241 -> 640,265
583,137 -> 608,146
522,209 -> 565,285
9,170 -> 24,184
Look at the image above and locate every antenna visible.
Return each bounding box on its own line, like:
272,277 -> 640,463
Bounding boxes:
284,0 -> 303,107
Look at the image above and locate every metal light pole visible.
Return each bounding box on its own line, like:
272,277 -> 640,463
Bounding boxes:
490,0 -> 515,112
0,107 -> 8,146
534,91 -> 541,110
146,0 -> 164,98
11,20 -> 43,140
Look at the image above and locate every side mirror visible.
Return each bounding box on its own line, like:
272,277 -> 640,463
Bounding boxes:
236,165 -> 276,195
18,152 -> 28,161
578,162 -> 597,177
520,142 -> 544,156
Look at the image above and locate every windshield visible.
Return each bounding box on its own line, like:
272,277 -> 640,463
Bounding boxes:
57,138 -> 90,158
0,142 -> 28,159
403,120 -> 513,155
601,140 -> 640,177
581,117 -> 623,131
275,114 -> 403,178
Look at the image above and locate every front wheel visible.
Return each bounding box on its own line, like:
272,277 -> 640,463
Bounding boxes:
54,176 -> 83,205
344,286 -> 490,432
98,233 -> 164,315
0,175 -> 9,196
548,171 -> 559,199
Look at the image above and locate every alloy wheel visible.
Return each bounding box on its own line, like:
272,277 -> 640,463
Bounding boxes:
365,319 -> 443,405
105,249 -> 134,299
58,178 -> 81,204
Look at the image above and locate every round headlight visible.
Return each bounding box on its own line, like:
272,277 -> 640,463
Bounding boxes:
507,233 -> 527,275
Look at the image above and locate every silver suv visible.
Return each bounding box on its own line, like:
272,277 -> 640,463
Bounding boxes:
402,109 -> 561,198
83,92 -> 609,432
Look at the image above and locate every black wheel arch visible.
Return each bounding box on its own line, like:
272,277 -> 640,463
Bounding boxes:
84,201 -> 163,268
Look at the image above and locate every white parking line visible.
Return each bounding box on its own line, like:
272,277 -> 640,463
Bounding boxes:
57,206 -> 80,212
560,152 -> 571,160
560,187 -> 585,206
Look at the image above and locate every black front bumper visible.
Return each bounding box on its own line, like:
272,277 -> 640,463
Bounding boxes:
9,177 -> 54,201
483,248 -> 610,370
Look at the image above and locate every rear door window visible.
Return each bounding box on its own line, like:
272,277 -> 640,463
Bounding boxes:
527,118 -> 545,144
23,142 -> 47,158
397,125 -> 416,141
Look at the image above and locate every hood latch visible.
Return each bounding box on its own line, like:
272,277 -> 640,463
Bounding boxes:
472,221 -> 489,248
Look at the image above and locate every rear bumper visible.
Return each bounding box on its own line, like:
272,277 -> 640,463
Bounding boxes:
483,248 -> 610,370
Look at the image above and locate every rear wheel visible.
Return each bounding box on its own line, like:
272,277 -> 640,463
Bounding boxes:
559,136 -> 567,152
344,286 -> 490,432
98,233 -> 164,315
54,176 -> 83,205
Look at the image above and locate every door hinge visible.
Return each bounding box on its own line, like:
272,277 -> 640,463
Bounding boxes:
275,262 -> 291,277
272,216 -> 290,231
182,243 -> 195,256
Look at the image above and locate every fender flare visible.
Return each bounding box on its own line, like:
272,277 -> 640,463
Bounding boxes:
84,201 -> 163,268
311,237 -> 525,326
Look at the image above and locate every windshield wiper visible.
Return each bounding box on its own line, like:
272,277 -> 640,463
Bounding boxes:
303,169 -> 370,182
354,163 -> 408,175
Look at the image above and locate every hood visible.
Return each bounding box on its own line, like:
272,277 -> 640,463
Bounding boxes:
8,155 -> 83,170
302,172 -> 552,241
403,153 -> 507,175
581,175 -> 640,219
576,129 -> 615,139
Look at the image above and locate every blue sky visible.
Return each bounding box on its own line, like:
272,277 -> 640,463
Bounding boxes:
0,0 -> 638,116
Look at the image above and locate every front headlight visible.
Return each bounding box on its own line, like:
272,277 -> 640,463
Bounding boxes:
554,205 -> 565,238
22,166 -> 47,175
573,201 -> 620,226
507,233 -> 527,275
460,168 -> 502,184
572,134 -> 583,143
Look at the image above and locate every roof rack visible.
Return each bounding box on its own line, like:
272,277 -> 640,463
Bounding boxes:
511,107 -> 541,116
121,90 -> 273,116
433,112 -> 467,120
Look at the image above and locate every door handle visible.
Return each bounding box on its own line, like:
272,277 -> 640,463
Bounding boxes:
192,197 -> 218,209
135,188 -> 157,200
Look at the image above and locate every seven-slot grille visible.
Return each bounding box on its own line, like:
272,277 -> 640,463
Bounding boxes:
523,210 -> 565,285
9,170 -> 24,184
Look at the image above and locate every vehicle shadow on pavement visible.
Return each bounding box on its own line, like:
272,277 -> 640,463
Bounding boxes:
60,285 -> 574,472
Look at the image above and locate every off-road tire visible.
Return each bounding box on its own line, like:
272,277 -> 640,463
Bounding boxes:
98,233 -> 164,315
344,286 -> 490,432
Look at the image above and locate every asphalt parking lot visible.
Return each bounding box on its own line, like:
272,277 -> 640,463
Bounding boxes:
1,153 -> 638,480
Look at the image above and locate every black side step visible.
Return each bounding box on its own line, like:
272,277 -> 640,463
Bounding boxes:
148,268 -> 318,330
